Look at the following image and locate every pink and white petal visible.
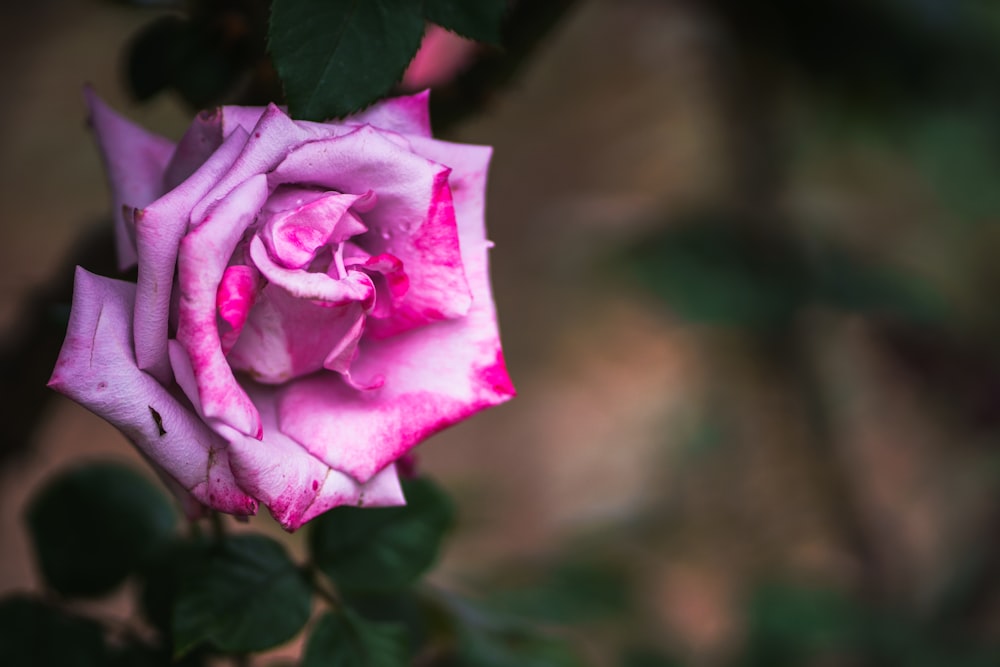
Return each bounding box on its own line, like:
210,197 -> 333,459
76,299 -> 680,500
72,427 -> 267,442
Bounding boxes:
224,383 -> 404,531
48,268 -> 257,516
227,283 -> 369,384
134,126 -> 250,383
271,127 -> 471,334
350,253 -> 409,319
261,192 -> 372,270
345,90 -> 432,137
249,236 -> 375,306
85,88 -> 176,270
176,174 -> 269,438
277,140 -> 513,482
189,105 -> 330,226
218,264 -> 260,354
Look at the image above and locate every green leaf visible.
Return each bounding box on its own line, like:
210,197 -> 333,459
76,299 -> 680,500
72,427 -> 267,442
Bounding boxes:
628,218 -> 808,329
25,462 -> 176,598
809,247 -> 947,323
343,591 -> 429,654
173,534 -> 312,656
269,0 -> 425,120
126,15 -> 249,108
309,477 -> 454,592
302,609 -> 408,667
487,560 -> 630,624
457,625 -> 584,667
435,593 -> 585,667
139,539 -> 213,639
424,0 -> 506,44
0,596 -> 108,667
621,647 -> 684,667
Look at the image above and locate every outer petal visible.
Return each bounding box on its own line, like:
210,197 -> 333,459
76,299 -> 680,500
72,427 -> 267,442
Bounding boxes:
163,108 -> 224,190
346,90 -> 433,138
134,126 -> 250,383
271,127 -> 472,336
175,174 -> 269,438
224,384 -> 404,531
278,142 -> 515,483
48,268 -> 257,516
85,88 -> 175,270
189,104 -> 330,226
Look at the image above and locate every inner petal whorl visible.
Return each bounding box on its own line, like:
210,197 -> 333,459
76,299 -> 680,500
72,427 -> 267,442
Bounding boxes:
260,190 -> 375,270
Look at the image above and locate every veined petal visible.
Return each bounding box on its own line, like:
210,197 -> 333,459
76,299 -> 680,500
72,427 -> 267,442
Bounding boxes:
175,174 -> 269,439
134,126 -> 250,383
48,268 -> 257,516
189,104 -> 330,226
223,384 -> 404,531
85,88 -> 175,270
277,141 -> 514,483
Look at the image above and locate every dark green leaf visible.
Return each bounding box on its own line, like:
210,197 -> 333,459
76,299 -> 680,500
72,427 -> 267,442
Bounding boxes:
26,462 -> 176,598
0,596 -> 108,667
628,219 -> 807,329
173,535 -> 312,656
621,647 -> 684,667
127,14 -> 249,108
457,626 -> 584,667
435,593 -> 584,667
343,591 -> 429,653
302,609 -> 408,667
269,0 -> 425,120
810,247 -> 947,323
424,0 -> 506,44
309,477 -> 454,592
139,538 -> 213,638
487,560 -> 630,623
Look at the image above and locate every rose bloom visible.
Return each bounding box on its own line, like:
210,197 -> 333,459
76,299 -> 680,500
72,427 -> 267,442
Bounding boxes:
401,24 -> 480,91
48,89 -> 515,530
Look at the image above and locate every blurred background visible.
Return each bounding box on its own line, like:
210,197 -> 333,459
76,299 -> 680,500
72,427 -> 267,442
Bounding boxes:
5,0 -> 1000,664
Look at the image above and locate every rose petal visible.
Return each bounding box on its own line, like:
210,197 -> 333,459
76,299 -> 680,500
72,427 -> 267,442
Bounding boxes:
346,90 -> 433,137
271,126 -> 472,335
218,264 -> 259,354
228,283 -> 370,385
84,88 -> 176,270
248,235 -> 375,306
222,384 -> 404,531
133,126 -> 250,383
48,268 -> 257,516
189,104 -> 330,226
277,141 -> 514,482
163,108 -> 224,190
261,191 -> 373,270
176,174 -> 269,438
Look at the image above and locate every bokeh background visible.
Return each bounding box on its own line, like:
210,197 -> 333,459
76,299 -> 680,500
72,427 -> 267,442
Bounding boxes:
5,0 -> 1000,664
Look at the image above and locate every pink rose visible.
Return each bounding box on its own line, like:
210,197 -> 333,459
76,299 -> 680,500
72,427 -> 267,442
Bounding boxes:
402,25 -> 480,91
48,89 -> 515,530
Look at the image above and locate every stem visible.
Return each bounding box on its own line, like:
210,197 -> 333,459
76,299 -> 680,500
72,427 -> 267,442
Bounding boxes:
210,511 -> 227,541
305,563 -> 341,609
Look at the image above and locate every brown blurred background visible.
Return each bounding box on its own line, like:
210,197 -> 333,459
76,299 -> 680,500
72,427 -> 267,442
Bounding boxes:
6,0 -> 1000,665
